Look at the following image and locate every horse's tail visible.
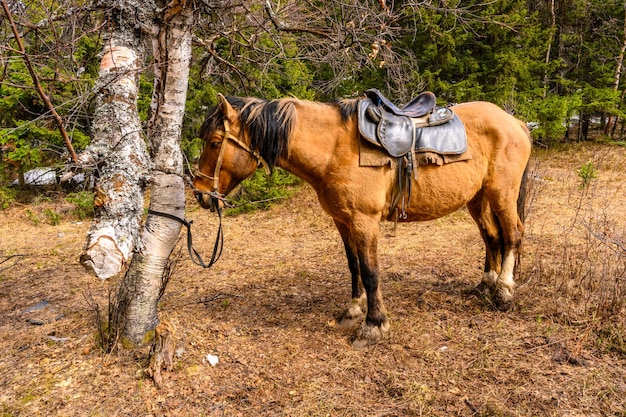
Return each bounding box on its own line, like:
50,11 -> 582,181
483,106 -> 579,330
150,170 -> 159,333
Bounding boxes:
516,121 -> 532,224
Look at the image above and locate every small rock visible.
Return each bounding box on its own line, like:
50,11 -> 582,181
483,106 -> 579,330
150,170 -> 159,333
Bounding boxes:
175,346 -> 185,358
22,300 -> 50,314
204,354 -> 219,366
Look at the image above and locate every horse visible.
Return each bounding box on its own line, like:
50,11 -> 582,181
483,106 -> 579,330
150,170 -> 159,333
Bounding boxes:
193,93 -> 532,348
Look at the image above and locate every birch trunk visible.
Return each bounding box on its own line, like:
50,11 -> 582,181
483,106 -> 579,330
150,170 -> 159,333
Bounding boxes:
542,0 -> 556,98
119,2 -> 194,344
80,7 -> 152,280
606,4 -> 626,137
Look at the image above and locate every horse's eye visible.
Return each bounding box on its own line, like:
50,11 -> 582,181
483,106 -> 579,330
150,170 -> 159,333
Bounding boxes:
210,141 -> 221,149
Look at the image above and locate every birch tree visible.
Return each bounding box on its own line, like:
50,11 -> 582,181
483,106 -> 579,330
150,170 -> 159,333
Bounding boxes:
80,0 -> 194,346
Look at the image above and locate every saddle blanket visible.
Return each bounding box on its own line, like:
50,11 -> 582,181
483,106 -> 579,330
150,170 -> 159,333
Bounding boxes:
359,133 -> 472,167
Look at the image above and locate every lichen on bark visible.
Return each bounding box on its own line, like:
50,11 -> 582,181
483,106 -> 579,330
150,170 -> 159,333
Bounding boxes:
80,29 -> 151,280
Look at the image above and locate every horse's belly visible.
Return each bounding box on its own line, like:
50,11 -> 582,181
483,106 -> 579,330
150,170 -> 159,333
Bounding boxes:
399,166 -> 482,222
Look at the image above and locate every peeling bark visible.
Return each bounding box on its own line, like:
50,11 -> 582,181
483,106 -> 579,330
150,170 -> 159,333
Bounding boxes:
80,40 -> 151,280
119,2 -> 194,344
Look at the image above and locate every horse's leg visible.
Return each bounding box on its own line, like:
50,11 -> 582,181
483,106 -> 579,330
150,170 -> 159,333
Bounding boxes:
487,188 -> 525,311
466,190 -> 503,298
333,220 -> 367,327
350,216 -> 389,348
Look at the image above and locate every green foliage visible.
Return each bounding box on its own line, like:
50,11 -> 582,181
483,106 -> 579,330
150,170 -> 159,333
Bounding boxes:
24,209 -> 40,225
65,191 -> 94,220
43,208 -> 61,225
596,323 -> 626,356
577,161 -> 598,189
225,168 -> 301,216
0,125 -> 45,177
527,94 -> 581,142
0,187 -> 17,209
137,74 -> 155,122
0,4 -> 100,187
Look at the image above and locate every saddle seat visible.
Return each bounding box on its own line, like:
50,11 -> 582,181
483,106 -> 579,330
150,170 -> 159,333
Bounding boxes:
365,88 -> 436,118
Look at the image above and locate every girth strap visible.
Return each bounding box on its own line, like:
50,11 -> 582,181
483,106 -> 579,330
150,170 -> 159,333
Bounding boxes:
387,155 -> 413,221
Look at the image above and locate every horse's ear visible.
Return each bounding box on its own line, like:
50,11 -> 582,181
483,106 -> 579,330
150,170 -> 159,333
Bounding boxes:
218,93 -> 238,123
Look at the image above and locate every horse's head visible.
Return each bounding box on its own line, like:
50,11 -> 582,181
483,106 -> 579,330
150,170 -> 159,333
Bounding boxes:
193,94 -> 269,211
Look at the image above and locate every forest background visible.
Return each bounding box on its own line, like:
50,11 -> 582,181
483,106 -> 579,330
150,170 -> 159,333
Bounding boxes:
1,0 -> 626,195
3,2 -> 626,415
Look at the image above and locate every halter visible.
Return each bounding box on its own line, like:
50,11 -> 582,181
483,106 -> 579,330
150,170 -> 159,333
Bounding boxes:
194,119 -> 270,201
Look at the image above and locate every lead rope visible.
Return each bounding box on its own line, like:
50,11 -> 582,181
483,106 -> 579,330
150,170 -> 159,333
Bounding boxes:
148,208 -> 224,269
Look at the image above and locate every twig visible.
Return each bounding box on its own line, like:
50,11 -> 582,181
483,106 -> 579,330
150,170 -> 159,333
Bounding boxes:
264,0 -> 333,38
0,254 -> 28,265
197,293 -> 243,304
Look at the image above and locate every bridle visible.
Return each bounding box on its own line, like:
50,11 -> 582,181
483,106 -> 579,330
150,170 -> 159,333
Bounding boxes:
167,118 -> 271,269
193,119 -> 270,207
150,120 -> 271,270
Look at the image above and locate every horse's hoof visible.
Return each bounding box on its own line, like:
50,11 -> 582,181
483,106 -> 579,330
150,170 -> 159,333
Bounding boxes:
337,297 -> 367,328
494,298 -> 513,312
351,320 -> 389,349
470,281 -> 491,298
351,337 -> 378,350
493,287 -> 514,311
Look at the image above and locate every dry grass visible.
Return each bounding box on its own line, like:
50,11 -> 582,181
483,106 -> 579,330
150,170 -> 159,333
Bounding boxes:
1,142 -> 626,416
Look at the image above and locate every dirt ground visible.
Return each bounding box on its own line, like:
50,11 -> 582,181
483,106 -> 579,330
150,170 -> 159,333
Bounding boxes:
1,142 -> 626,416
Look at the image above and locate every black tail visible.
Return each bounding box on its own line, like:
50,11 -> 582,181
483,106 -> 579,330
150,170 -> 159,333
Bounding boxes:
517,162 -> 530,224
517,126 -> 533,224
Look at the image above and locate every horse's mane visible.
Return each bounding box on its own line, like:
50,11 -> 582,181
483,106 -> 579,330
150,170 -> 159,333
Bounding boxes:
200,96 -> 359,167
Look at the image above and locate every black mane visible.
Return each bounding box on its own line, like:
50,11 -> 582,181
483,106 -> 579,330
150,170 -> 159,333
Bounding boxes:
200,96 -> 293,168
200,96 -> 358,167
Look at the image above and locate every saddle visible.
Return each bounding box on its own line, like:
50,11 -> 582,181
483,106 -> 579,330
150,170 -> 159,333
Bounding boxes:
365,88 -> 436,118
358,95 -> 466,158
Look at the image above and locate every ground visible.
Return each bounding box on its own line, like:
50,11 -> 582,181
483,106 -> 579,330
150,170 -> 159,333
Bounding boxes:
1,142 -> 626,416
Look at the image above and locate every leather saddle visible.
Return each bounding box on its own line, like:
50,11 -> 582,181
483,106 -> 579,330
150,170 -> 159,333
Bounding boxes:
358,95 -> 465,158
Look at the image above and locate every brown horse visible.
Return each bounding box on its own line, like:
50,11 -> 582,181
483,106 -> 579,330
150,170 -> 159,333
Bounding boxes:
193,94 -> 532,348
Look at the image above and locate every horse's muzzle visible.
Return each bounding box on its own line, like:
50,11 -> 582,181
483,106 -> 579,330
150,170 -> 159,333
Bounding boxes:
195,191 -> 222,212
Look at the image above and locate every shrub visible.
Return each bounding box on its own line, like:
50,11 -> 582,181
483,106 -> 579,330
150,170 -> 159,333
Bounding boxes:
65,191 -> 94,219
0,187 -> 16,209
225,168 -> 301,216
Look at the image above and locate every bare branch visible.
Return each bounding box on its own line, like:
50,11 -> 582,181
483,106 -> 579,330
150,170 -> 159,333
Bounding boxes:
0,0 -> 78,162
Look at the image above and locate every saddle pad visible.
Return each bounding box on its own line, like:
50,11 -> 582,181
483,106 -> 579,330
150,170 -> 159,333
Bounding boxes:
359,134 -> 472,167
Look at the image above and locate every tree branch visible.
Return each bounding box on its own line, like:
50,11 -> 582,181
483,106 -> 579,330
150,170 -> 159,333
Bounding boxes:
1,0 -> 78,162
264,0 -> 333,39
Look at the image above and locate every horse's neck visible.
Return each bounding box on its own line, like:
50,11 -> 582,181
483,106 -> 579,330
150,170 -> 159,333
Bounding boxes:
276,104 -> 351,185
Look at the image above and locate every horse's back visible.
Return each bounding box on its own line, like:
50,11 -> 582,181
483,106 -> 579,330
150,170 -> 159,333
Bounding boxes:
452,101 -> 531,147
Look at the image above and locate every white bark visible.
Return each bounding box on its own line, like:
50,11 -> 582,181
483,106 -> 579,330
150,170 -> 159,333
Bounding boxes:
80,0 -> 194,346
120,2 -> 194,344
542,0 -> 555,98
606,4 -> 626,136
80,42 -> 151,280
